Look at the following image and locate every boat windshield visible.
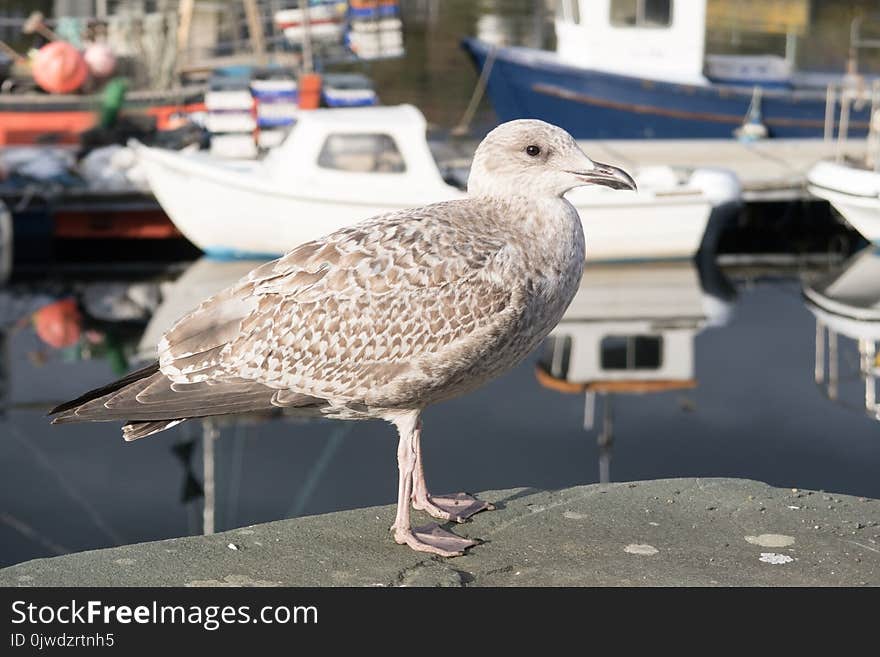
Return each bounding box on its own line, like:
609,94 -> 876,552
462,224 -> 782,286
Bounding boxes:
610,0 -> 672,28
317,133 -> 406,173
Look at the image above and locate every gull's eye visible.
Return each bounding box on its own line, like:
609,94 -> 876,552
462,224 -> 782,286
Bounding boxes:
525,145 -> 541,157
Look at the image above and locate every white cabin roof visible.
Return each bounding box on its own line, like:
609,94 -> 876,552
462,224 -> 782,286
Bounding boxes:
555,0 -> 708,85
261,104 -> 457,203
290,103 -> 427,132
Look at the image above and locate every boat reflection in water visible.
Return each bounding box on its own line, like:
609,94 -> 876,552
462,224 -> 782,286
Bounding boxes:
804,247 -> 880,422
535,259 -> 734,482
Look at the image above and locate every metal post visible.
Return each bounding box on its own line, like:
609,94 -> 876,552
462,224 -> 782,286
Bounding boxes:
815,319 -> 825,385
785,30 -> 797,69
550,336 -> 565,378
202,419 -> 218,536
870,80 -> 880,171
837,88 -> 852,162
301,0 -> 314,74
828,329 -> 839,400
863,340 -> 876,412
583,390 -> 595,431
824,84 -> 836,142
597,393 -> 612,484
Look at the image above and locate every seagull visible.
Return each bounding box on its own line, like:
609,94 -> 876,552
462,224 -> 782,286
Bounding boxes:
49,120 -> 636,557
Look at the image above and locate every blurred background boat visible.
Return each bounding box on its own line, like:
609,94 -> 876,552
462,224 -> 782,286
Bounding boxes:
807,99 -> 880,245
463,0 -> 880,139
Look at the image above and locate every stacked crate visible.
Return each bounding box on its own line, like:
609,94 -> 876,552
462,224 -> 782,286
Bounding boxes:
205,74 -> 257,159
347,0 -> 404,60
251,75 -> 299,150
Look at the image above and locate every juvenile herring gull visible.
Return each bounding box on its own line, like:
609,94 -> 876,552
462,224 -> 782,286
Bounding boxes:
50,120 -> 636,556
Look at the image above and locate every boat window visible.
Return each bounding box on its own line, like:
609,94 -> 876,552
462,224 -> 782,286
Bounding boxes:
610,0 -> 672,28
317,133 -> 406,173
600,335 -> 663,370
555,0 -> 581,24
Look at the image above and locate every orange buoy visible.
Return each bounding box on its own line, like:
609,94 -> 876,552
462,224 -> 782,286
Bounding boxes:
33,298 -> 82,349
298,73 -> 322,110
32,41 -> 88,94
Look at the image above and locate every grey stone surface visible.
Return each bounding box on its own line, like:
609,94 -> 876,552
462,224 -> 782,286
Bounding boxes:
1,478 -> 878,586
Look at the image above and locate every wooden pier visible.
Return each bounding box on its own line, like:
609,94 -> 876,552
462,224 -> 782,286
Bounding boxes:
438,137 -> 869,203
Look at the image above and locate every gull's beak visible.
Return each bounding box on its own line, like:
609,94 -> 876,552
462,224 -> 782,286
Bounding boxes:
568,161 -> 637,191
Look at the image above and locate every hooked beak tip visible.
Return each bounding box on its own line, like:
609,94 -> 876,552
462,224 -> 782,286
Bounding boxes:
570,162 -> 637,192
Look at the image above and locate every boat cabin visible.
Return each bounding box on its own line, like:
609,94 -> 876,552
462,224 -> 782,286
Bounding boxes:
260,104 -> 461,204
554,0 -> 804,86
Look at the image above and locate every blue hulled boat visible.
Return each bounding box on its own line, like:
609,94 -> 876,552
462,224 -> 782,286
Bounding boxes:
463,0 -> 872,140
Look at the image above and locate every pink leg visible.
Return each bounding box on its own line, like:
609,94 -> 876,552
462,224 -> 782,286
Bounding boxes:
390,412 -> 477,557
411,418 -> 494,523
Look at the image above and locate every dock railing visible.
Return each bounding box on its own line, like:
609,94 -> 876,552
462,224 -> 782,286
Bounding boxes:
826,79 -> 880,171
815,319 -> 880,421
827,16 -> 880,169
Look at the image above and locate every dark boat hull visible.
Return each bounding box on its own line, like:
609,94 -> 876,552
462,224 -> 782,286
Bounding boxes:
462,39 -> 870,140
0,87 -> 206,146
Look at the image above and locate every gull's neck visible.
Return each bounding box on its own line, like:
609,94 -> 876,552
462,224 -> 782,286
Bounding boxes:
475,192 -> 578,237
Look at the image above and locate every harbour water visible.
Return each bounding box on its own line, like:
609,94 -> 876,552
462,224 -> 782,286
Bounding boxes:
2,251 -> 879,567
1,0 -> 880,574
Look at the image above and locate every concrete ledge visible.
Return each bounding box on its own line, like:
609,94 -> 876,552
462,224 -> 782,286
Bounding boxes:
1,478 -> 878,586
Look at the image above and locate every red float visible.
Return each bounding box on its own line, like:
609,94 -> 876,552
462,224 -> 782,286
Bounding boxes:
32,41 -> 88,94
33,298 -> 83,349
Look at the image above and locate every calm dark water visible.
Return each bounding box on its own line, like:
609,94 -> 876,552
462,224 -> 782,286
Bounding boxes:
2,0 -> 880,570
1,253 -> 878,568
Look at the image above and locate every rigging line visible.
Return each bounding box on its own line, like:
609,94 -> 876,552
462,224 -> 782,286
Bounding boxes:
0,510 -> 70,556
4,420 -> 126,546
286,422 -> 352,518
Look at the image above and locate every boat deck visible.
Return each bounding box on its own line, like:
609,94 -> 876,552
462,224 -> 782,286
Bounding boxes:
437,138 -> 868,202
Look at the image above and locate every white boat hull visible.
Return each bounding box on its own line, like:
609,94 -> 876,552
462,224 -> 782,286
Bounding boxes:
807,160 -> 880,244
140,148 -> 717,262
808,187 -> 880,245
139,149 -> 429,258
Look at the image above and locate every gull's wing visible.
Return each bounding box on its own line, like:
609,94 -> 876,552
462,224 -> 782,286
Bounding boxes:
157,200 -> 520,408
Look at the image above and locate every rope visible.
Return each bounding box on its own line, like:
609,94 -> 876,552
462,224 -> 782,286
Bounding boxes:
451,44 -> 498,137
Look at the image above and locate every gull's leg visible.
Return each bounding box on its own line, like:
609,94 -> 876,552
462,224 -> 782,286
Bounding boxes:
411,417 -> 494,523
390,412 -> 476,557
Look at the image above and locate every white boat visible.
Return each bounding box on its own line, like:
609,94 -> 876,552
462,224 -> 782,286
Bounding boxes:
135,104 -> 741,262
804,247 -> 880,420
807,160 -> 880,244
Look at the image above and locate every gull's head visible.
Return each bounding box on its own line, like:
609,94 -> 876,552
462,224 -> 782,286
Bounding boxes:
468,119 -> 636,199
